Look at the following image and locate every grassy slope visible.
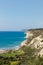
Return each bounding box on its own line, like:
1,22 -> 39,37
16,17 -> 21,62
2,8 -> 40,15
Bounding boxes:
0,50 -> 24,57
0,46 -> 43,65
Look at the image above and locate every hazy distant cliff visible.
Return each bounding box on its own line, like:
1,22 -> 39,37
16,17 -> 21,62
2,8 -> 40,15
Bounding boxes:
21,28 -> 43,56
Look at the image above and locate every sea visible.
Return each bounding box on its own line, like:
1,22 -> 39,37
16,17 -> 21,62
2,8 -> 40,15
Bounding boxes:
0,31 -> 26,50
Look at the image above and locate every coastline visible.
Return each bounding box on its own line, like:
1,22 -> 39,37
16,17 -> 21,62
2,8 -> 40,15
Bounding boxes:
0,46 -> 20,54
0,31 -> 27,54
0,49 -> 9,54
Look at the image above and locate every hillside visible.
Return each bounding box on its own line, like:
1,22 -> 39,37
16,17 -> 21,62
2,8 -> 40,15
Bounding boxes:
21,28 -> 43,56
0,28 -> 43,65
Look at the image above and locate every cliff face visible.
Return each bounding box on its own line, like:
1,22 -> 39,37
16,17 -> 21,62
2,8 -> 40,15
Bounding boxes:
21,29 -> 43,56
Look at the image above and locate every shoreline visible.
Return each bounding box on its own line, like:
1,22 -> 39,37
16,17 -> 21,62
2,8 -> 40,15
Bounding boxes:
0,32 -> 27,54
0,44 -> 23,54
0,45 -> 20,54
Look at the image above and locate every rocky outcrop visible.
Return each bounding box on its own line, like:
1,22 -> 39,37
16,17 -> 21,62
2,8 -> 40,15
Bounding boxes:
21,28 -> 43,56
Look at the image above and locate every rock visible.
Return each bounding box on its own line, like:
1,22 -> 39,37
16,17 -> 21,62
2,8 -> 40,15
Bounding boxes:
21,28 -> 43,56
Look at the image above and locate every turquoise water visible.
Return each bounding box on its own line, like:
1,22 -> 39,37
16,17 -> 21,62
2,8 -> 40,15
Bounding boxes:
0,31 -> 26,49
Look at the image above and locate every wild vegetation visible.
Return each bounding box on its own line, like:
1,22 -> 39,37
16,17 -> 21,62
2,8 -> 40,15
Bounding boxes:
0,46 -> 43,65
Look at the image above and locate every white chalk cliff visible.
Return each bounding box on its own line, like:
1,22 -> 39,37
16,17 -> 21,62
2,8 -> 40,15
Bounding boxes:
21,29 -> 43,56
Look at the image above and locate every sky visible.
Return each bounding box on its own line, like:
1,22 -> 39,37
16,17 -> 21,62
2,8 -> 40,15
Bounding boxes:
0,0 -> 43,31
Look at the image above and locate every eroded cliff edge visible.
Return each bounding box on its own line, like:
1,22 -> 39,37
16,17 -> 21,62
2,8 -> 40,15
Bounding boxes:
21,28 -> 43,56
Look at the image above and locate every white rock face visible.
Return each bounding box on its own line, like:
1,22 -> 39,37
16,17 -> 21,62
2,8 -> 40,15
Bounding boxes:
25,31 -> 33,38
29,35 -> 43,48
21,40 -> 27,46
21,29 -> 43,56
28,35 -> 43,56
